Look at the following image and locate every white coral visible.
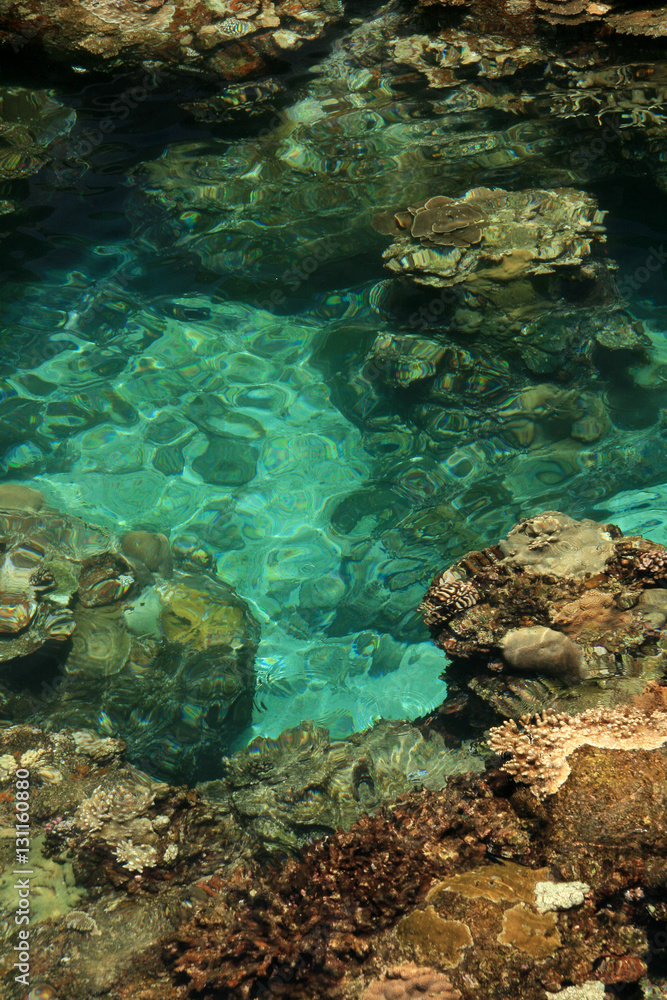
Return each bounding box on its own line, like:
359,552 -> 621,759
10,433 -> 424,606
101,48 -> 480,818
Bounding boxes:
534,880 -> 589,913
488,705 -> 667,798
75,782 -> 155,832
545,983 -> 605,1000
113,839 -> 158,872
0,753 -> 17,781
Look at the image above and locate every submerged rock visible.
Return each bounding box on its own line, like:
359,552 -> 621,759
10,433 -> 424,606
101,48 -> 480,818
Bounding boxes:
0,499 -> 259,782
419,511 -> 667,723
0,0 -> 342,81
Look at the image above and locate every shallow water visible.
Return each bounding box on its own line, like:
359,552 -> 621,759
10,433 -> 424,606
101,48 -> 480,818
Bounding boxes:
3,19 -> 667,769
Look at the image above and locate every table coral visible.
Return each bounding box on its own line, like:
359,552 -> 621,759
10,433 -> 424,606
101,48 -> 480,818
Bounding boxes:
488,705 -> 667,797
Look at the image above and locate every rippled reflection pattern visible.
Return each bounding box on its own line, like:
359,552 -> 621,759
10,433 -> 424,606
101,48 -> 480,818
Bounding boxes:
4,8 -> 667,744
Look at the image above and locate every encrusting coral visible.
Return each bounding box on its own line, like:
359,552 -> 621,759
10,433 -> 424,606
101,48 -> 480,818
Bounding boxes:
488,705 -> 667,798
396,906 -> 474,967
362,963 -> 462,999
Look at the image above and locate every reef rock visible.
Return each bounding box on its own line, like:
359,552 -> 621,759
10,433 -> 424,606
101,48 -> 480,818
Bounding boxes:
419,511 -> 667,723
379,187 -> 609,290
0,499 -> 259,782
0,0 -> 342,80
390,30 -> 544,89
374,187 -> 631,367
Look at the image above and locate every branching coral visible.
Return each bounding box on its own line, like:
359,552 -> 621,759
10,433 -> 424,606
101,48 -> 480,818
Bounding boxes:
76,782 -> 155,831
488,706 -> 667,798
113,839 -> 159,872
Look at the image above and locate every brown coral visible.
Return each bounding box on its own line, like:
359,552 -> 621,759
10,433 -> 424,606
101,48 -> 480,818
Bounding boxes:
496,903 -> 561,958
488,705 -> 667,798
396,906 -> 473,967
373,195 -> 488,248
635,547 -> 667,580
362,963 -> 462,999
427,860 -> 550,906
632,680 -> 667,712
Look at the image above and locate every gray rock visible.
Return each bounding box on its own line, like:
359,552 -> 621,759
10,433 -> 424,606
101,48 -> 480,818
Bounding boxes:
501,626 -> 584,679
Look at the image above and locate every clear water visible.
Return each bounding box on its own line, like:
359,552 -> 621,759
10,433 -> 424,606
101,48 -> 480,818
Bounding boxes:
3,21 -> 667,765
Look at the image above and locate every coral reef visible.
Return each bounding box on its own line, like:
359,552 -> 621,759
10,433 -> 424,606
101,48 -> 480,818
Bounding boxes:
0,499 -> 259,782
0,86 -> 74,193
202,719 -> 484,856
488,705 -> 667,798
381,187 -> 609,290
419,512 -> 667,724
0,0 -> 342,81
0,716 -> 662,1000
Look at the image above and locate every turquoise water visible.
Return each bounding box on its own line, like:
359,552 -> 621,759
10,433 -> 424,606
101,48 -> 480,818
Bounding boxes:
3,29 -> 667,769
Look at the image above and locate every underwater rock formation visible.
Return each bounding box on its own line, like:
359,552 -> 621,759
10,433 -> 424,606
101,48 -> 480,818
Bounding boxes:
413,0 -> 667,37
0,86 -> 74,181
419,512 -> 667,723
0,0 -> 342,80
376,186 -> 618,359
0,498 -> 259,782
201,719 -> 484,855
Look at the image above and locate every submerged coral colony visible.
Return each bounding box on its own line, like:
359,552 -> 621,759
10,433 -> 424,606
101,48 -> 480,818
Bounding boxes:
6,0 -> 667,999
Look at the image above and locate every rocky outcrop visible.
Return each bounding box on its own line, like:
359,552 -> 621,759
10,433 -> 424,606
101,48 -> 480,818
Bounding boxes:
419,512 -> 667,725
0,0 -> 342,80
0,492 -> 259,782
